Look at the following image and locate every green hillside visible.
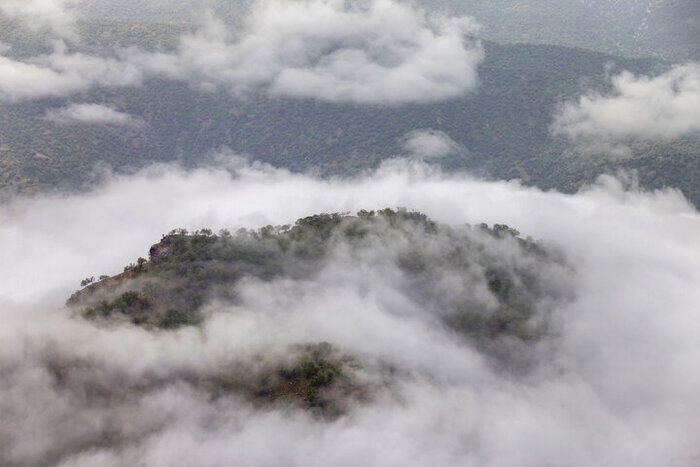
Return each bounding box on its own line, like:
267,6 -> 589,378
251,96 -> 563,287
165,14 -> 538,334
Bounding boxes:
69,209 -> 565,343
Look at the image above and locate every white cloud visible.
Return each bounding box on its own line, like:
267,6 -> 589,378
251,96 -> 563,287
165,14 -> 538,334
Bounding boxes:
133,0 -> 483,103
0,0 -> 80,40
0,159 -> 698,466
1,0 -> 483,104
44,103 -> 142,126
0,53 -> 87,101
0,43 -> 143,102
261,0 -> 483,103
402,129 -> 465,159
552,62 -> 700,145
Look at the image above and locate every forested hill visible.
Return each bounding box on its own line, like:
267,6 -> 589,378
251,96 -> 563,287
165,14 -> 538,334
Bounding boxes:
1,37 -> 696,205
69,208 -> 566,345
60,208 -> 569,416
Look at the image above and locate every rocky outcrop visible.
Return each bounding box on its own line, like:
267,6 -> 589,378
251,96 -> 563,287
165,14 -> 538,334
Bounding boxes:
67,236 -> 174,305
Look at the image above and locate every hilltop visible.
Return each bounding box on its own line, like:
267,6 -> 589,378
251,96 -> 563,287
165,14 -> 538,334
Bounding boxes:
64,208 -> 570,412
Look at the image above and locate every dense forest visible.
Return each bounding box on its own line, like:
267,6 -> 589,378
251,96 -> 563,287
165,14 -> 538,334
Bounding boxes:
70,209 -> 566,341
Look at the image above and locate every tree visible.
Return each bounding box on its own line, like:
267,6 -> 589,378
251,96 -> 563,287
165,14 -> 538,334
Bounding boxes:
80,276 -> 95,287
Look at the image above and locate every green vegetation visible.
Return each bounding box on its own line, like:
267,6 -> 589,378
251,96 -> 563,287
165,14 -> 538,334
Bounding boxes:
64,210 -> 569,414
80,277 -> 95,287
210,342 -> 363,417
82,291 -> 152,320
278,342 -> 354,409
69,209 -> 566,344
157,308 -> 202,329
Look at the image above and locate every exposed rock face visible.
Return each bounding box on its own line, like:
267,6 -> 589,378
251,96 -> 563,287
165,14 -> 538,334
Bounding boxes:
148,235 -> 173,262
67,236 -> 172,305
68,270 -> 132,305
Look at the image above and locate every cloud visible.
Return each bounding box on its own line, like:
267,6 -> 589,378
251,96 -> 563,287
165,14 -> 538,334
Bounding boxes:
401,129 -> 466,159
44,103 -> 142,126
0,0 -> 79,40
0,53 -> 86,101
1,0 -> 483,104
0,42 -> 143,102
130,0 -> 483,103
0,158 -> 698,466
552,62 -> 700,147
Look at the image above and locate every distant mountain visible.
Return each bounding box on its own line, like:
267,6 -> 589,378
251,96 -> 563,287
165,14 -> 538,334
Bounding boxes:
424,0 -> 698,61
1,33 -> 696,205
72,0 -> 699,60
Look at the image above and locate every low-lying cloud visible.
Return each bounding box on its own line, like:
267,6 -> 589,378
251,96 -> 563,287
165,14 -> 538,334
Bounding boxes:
0,0 -> 79,40
401,129 -> 466,160
0,0 -> 483,104
0,43 -> 142,102
0,158 -> 698,466
552,62 -> 700,148
45,103 -> 142,126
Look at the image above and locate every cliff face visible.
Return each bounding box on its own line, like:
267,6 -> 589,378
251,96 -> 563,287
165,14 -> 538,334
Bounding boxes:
148,235 -> 174,262
68,236 -> 173,305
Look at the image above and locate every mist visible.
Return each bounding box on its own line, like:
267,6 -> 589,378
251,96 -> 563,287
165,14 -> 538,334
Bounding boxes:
1,0 -> 698,464
1,158 -> 698,466
44,103 -> 141,126
0,0 -> 78,40
552,62 -> 700,151
0,0 -> 483,104
401,129 -> 466,160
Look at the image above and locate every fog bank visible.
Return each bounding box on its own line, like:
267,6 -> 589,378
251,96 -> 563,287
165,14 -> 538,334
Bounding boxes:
0,159 -> 698,466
